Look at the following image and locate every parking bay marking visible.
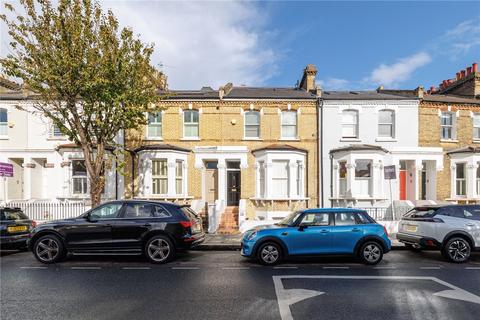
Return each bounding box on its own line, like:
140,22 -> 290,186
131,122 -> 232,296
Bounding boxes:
323,266 -> 349,270
420,266 -> 441,270
20,266 -> 47,269
70,266 -> 102,270
122,267 -> 151,270
171,267 -> 200,270
272,275 -> 480,320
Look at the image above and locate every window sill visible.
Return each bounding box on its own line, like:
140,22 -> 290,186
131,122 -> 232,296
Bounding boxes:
144,137 -> 163,141
440,139 -> 459,143
250,197 -> 309,201
279,138 -> 300,141
242,138 -> 263,141
375,137 -> 397,142
0,136 -> 9,140
340,138 -> 361,142
180,137 -> 200,141
47,137 -> 67,141
473,140 -> 480,144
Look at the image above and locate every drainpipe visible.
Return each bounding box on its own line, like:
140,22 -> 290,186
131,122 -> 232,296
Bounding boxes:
125,148 -> 136,199
318,98 -> 324,207
330,154 -> 334,208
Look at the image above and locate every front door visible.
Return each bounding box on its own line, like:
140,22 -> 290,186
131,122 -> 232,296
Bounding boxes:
205,161 -> 218,204
399,170 -> 407,200
227,171 -> 241,206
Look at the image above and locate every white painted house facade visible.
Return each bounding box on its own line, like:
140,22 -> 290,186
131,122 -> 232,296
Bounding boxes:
0,83 -> 121,204
320,90 -> 444,208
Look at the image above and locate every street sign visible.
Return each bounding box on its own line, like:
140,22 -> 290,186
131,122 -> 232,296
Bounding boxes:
384,165 -> 396,180
0,162 -> 13,177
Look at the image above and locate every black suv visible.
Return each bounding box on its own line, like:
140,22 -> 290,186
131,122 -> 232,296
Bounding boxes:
1,207 -> 36,250
28,200 -> 205,264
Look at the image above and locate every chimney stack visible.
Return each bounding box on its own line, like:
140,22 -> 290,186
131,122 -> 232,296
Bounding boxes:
467,67 -> 472,75
299,64 -> 318,93
473,63 -> 478,73
415,86 -> 424,98
461,70 -> 466,78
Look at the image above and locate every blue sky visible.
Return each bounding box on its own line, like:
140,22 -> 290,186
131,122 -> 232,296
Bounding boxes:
1,1 -> 479,90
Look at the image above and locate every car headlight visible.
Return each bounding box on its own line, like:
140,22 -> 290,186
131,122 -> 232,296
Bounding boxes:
246,231 -> 258,241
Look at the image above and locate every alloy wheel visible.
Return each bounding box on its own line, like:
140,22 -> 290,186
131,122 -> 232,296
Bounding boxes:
363,244 -> 381,263
448,240 -> 470,262
147,239 -> 171,262
35,238 -> 60,263
261,245 -> 279,264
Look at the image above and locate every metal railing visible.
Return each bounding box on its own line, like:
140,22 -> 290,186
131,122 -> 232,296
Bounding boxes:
359,205 -> 413,221
7,200 -> 91,221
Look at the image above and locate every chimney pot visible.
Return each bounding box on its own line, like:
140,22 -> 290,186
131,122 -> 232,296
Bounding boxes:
473,63 -> 478,73
467,67 -> 472,75
456,72 -> 461,80
430,86 -> 435,92
461,70 -> 466,78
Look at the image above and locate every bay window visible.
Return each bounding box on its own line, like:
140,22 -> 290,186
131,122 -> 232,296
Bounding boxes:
152,159 -> 168,195
355,159 -> 372,196
456,163 -> 466,196
339,161 -> 347,196
272,160 -> 289,197
72,160 -> 88,195
0,108 -> 7,136
175,160 -> 184,195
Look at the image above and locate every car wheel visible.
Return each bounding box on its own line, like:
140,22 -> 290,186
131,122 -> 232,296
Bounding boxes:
145,235 -> 175,264
359,241 -> 383,265
33,234 -> 66,264
257,242 -> 282,265
442,237 -> 471,263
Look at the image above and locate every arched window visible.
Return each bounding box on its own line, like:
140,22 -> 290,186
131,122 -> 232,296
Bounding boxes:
341,110 -> 358,139
378,110 -> 395,138
244,110 -> 260,138
0,108 -> 7,136
183,110 -> 199,138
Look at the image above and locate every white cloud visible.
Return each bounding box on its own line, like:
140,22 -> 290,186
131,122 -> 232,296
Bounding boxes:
1,1 -> 279,89
100,0 -> 278,89
432,17 -> 480,58
317,78 -> 350,90
366,52 -> 432,87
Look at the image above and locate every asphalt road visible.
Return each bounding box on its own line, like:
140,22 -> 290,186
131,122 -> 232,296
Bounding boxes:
1,250 -> 480,320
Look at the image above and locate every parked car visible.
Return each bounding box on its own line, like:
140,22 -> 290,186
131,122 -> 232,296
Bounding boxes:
1,207 -> 36,250
28,200 -> 205,264
241,208 -> 391,265
397,205 -> 480,263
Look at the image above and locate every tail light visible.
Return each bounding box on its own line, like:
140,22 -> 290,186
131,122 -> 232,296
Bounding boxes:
179,221 -> 192,228
383,226 -> 389,237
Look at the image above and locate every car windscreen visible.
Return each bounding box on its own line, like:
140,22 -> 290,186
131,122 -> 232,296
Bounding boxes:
404,208 -> 439,218
277,211 -> 302,226
1,209 -> 29,221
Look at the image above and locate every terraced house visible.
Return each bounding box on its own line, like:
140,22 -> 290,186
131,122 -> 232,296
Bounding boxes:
419,63 -> 480,203
124,65 -> 320,233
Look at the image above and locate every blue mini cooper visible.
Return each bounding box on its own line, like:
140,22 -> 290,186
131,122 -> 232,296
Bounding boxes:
241,208 -> 391,265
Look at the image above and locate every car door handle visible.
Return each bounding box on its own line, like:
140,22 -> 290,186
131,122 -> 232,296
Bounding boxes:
281,232 -> 288,236
351,228 -> 361,232
465,223 -> 476,227
320,230 -> 329,233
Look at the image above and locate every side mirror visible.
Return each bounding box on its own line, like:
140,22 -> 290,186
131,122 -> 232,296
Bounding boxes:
86,214 -> 98,222
298,224 -> 308,231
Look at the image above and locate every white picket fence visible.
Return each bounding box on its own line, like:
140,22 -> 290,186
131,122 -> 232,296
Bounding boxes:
7,200 -> 91,221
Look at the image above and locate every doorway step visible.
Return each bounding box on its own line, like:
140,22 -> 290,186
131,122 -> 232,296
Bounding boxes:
216,206 -> 240,234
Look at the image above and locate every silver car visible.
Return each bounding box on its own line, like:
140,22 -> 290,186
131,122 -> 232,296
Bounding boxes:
397,205 -> 480,263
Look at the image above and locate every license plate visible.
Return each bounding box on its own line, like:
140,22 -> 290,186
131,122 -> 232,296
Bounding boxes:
404,225 -> 417,232
7,225 -> 28,233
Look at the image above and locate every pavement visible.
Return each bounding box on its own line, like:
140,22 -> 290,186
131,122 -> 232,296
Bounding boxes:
197,233 -> 404,250
1,249 -> 479,320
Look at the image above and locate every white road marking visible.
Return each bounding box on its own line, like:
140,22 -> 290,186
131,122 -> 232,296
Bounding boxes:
272,275 -> 480,320
373,266 -> 396,269
171,267 -> 200,270
465,267 -> 480,270
420,267 -> 441,270
20,266 -> 47,269
70,266 -> 101,270
274,266 -> 298,269
323,266 -> 349,269
221,267 -> 250,270
122,267 -> 151,270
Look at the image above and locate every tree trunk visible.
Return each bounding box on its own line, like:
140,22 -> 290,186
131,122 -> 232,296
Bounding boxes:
90,176 -> 105,207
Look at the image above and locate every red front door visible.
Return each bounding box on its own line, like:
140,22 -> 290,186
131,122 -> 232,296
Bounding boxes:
399,170 -> 406,200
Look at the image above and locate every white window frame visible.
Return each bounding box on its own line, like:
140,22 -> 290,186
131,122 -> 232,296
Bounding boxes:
440,112 -> 455,140
244,110 -> 260,139
71,159 -> 88,195
378,109 -> 395,138
281,110 -> 297,139
272,160 -> 289,197
338,161 -> 347,196
183,109 -> 199,139
147,112 -> 163,139
455,162 -> 466,196
473,113 -> 480,141
257,161 -> 265,198
175,160 -> 184,195
0,108 -> 8,137
476,163 -> 480,196
151,159 -> 168,195
341,110 -> 359,139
